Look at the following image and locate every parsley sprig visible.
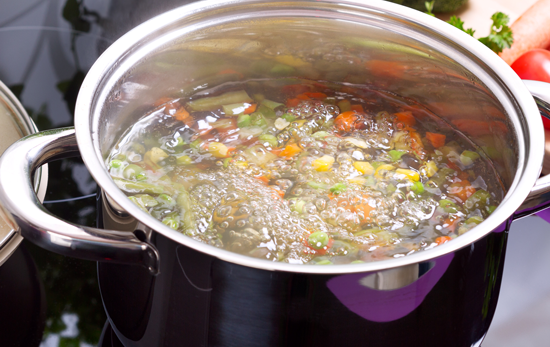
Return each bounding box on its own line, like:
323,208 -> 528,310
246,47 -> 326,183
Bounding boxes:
425,1 -> 514,54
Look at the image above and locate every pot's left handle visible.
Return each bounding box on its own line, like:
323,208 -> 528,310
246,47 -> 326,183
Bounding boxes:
0,127 -> 160,275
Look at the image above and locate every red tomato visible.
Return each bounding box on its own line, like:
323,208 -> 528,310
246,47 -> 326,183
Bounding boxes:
511,49 -> 550,129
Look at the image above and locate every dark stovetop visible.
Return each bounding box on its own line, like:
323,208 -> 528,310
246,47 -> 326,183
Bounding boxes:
0,1 -> 194,346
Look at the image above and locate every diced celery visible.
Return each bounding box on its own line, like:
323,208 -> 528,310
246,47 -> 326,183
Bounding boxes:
257,104 -> 276,118
222,103 -> 251,115
114,178 -> 164,195
261,99 -> 284,110
187,90 -> 253,111
237,114 -> 251,128
282,113 -> 296,122
439,199 -> 458,213
330,183 -> 347,194
258,134 -> 278,147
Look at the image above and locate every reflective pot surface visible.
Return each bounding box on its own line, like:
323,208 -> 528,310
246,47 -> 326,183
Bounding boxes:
1,1 -> 550,346
98,197 -> 508,346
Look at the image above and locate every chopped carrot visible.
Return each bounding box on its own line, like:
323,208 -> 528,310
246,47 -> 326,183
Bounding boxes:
395,111 -> 416,126
270,148 -> 283,156
364,60 -> 407,79
256,176 -> 269,185
350,104 -> 364,113
270,187 -> 285,199
173,107 -> 190,122
303,92 -> 327,99
243,103 -> 257,114
334,111 -> 359,132
448,180 -> 476,202
435,236 -> 452,245
286,98 -> 301,107
279,143 -> 302,157
425,132 -> 446,148
296,94 -> 311,101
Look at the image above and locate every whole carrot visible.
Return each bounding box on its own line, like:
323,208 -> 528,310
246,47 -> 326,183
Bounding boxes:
499,0 -> 550,65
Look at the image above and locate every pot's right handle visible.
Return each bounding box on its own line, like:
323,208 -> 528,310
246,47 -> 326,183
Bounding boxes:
514,80 -> 550,219
0,127 -> 160,275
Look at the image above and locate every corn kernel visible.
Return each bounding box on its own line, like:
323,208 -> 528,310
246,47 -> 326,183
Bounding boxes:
353,161 -> 374,175
208,142 -> 229,158
425,160 -> 439,177
374,164 -> 395,179
395,169 -> 420,181
312,155 -> 335,172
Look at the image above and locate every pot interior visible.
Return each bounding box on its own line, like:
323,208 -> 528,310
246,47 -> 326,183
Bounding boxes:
79,0 -> 540,272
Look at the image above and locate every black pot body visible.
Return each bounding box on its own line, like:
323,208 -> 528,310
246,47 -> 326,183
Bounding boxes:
98,199 -> 510,347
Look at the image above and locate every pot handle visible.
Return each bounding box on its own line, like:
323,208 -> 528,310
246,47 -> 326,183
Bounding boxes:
514,80 -> 550,219
0,127 -> 160,275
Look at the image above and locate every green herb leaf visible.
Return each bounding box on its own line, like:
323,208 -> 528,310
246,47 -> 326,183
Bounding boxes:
478,12 -> 513,54
425,1 -> 435,17
447,16 -> 475,36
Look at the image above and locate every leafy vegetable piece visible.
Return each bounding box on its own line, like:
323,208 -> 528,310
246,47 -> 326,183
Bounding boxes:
257,104 -> 276,118
478,12 -> 514,54
447,16 -> 475,36
330,183 -> 348,194
445,11 -> 513,54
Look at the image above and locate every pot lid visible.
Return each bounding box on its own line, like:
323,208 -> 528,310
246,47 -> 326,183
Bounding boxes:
0,80 -> 47,266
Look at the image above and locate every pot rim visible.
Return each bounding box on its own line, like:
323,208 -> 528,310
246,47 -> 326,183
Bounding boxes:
75,0 -> 543,274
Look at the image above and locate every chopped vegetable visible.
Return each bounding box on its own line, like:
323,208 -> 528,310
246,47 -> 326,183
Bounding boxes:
330,183 -> 347,194
279,143 -> 302,157
237,114 -> 251,128
337,100 -> 351,112
335,111 -> 359,132
312,155 -> 335,172
388,150 -> 405,161
425,132 -> 446,148
222,102 -> 254,116
258,134 -> 279,147
353,161 -> 374,175
275,117 -> 290,130
187,90 -> 253,111
208,142 -> 229,158
395,168 -> 420,181
261,99 -> 284,110
424,161 -> 439,177
308,231 -> 330,250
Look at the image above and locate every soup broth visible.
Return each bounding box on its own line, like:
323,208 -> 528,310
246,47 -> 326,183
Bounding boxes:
107,79 -> 503,265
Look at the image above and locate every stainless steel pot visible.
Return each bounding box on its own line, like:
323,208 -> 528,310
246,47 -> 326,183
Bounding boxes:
1,0 -> 550,346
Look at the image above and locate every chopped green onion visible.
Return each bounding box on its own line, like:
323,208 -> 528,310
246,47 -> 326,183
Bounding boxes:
308,231 -> 330,250
110,159 -> 123,169
162,216 -> 179,230
330,183 -> 347,194
123,164 -> 144,180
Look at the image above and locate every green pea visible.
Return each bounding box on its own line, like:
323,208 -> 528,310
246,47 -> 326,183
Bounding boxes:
308,231 -> 330,250
110,159 -> 123,169
123,164 -> 144,180
136,172 -> 147,181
